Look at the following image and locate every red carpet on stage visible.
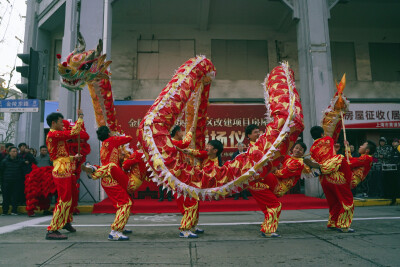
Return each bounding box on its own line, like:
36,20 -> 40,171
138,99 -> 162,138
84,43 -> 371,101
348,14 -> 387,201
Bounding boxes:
92,194 -> 328,214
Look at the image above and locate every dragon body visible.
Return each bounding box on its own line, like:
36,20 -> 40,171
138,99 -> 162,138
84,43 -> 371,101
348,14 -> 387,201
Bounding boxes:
56,34 -> 304,201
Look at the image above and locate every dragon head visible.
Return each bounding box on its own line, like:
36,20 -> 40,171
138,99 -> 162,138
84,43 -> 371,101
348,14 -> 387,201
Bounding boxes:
57,32 -> 111,91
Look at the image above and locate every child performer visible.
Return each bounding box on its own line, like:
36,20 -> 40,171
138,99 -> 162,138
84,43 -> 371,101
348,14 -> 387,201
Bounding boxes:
344,140 -> 376,190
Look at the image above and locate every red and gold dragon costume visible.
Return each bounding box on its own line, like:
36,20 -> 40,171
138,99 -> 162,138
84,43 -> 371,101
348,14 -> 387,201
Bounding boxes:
313,74 -> 354,230
244,66 -> 305,236
137,59 -> 304,202
56,33 -> 305,235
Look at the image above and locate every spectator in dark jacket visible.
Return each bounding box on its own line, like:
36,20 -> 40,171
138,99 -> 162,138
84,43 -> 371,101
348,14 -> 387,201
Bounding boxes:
386,138 -> 400,205
18,143 -> 37,171
0,143 -> 14,162
1,147 -> 25,215
35,145 -> 52,167
17,143 -> 37,204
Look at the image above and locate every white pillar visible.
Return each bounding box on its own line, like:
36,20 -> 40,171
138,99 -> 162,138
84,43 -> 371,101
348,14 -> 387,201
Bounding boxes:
59,0 -> 79,121
283,0 -> 339,197
75,0 -> 113,201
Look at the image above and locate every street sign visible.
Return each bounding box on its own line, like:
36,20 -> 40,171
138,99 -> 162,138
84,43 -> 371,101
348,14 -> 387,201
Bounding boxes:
0,99 -> 39,112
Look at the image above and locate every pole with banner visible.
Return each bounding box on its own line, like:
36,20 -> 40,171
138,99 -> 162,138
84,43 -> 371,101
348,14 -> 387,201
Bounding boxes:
335,74 -> 350,162
77,90 -> 82,155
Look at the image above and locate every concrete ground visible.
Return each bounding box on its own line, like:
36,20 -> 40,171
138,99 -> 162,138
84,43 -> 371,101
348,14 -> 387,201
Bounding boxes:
0,206 -> 399,267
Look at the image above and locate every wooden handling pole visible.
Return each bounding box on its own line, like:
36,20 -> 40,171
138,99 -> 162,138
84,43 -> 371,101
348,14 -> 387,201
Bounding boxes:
77,90 -> 82,155
340,110 -> 350,162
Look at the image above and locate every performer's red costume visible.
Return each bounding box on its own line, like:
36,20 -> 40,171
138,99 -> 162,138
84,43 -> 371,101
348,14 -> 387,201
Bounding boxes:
46,118 -> 83,231
347,153 -> 373,190
310,136 -> 354,230
65,120 -> 91,215
171,131 -> 203,232
172,131 -> 193,149
91,136 -> 135,232
248,147 -> 307,235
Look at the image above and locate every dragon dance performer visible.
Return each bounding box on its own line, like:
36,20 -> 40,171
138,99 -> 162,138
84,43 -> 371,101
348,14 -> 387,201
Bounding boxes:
248,141 -> 308,237
169,125 -> 206,238
82,126 -> 135,241
180,139 -> 223,238
45,110 -> 84,240
244,124 -> 309,237
305,126 -> 354,233
171,125 -> 194,150
344,140 -> 376,190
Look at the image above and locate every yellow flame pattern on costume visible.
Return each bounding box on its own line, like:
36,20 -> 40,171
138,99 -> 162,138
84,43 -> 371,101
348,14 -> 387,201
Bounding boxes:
47,199 -> 72,231
336,202 -> 354,229
180,201 -> 199,231
111,198 -> 132,231
320,155 -> 347,185
327,214 -> 336,228
261,203 -> 282,234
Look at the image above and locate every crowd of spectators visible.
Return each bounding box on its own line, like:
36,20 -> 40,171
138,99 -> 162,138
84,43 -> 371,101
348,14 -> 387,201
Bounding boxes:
0,143 -> 51,215
351,137 -> 400,204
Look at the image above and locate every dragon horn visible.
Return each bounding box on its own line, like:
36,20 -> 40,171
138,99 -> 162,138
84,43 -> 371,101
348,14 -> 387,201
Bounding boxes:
95,39 -> 103,58
73,32 -> 86,54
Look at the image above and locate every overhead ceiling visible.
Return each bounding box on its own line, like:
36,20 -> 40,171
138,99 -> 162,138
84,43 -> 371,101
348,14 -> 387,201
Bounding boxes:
330,0 -> 400,29
112,0 -> 400,31
112,0 -> 291,28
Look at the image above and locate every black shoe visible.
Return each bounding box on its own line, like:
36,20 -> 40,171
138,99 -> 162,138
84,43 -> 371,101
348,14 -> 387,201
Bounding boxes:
123,229 -> 133,235
159,198 -> 164,202
243,197 -> 249,200
167,198 -> 172,201
63,223 -> 76,233
46,231 -> 68,240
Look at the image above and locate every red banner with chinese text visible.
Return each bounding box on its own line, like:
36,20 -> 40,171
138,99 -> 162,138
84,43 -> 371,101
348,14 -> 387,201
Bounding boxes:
115,103 -> 268,163
115,102 -> 268,193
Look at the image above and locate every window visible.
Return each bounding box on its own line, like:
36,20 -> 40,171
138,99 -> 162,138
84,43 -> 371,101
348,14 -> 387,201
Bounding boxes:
51,39 -> 63,80
369,43 -> 400,81
331,42 -> 357,81
211,40 -> 269,80
137,40 -> 195,79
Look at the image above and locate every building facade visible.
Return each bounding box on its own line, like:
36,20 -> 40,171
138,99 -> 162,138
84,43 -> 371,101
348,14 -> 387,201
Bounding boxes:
18,0 -> 400,199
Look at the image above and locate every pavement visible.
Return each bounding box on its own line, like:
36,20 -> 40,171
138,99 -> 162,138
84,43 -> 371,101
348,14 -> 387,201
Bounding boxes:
1,197 -> 399,215
0,205 -> 400,266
